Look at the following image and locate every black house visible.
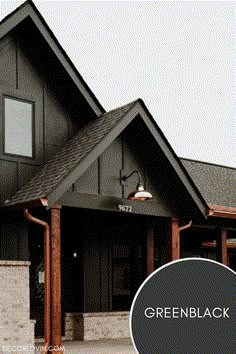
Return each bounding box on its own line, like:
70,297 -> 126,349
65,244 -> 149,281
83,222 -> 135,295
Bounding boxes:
0,0 -> 236,346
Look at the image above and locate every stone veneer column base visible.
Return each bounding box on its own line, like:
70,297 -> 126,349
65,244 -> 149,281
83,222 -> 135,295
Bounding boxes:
0,261 -> 34,351
65,312 -> 130,341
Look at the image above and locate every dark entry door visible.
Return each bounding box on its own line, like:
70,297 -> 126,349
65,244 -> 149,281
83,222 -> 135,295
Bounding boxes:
59,209 -> 148,316
111,221 -> 146,311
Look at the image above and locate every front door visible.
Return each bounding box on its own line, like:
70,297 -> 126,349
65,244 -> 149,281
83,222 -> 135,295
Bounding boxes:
111,220 -> 146,311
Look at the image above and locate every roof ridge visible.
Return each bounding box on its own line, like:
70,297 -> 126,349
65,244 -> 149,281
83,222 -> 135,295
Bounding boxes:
180,157 -> 236,171
100,100 -> 138,117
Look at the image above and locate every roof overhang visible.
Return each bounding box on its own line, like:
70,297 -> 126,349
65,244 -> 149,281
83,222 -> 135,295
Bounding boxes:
3,198 -> 48,211
208,204 -> 236,220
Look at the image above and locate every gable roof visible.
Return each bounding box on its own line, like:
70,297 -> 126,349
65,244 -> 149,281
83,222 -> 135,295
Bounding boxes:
0,0 -> 104,116
4,99 -> 207,215
181,158 -> 236,209
4,101 -> 136,207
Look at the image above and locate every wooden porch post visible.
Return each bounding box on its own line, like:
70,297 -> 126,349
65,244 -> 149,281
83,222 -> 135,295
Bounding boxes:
166,218 -> 180,262
216,228 -> 227,266
147,227 -> 154,276
51,205 -> 62,351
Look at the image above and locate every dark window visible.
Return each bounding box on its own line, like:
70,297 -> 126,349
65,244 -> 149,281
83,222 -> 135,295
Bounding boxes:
4,97 -> 34,157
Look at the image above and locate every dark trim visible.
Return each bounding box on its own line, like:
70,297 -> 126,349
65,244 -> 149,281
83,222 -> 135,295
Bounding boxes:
15,38 -> 18,89
58,192 -> 173,217
42,84 -> 46,164
98,157 -> 101,195
3,95 -> 35,159
0,154 -> 41,166
0,0 -> 105,116
135,99 -> 208,217
16,161 -> 20,190
121,135 -> 125,199
0,88 -> 41,163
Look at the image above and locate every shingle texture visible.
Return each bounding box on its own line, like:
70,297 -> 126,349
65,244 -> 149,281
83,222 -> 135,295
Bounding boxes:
5,101 -> 137,206
181,158 -> 236,208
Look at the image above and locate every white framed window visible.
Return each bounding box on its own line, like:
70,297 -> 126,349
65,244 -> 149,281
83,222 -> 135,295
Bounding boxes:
4,96 -> 34,157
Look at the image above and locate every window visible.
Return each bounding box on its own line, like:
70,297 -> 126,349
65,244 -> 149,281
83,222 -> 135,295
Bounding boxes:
4,97 -> 34,157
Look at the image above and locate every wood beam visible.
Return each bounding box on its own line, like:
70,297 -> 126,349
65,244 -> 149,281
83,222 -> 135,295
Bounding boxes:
166,218 -> 180,262
147,227 -> 154,276
50,205 -> 62,351
216,228 -> 227,266
208,210 -> 236,219
209,204 -> 236,213
202,241 -> 236,249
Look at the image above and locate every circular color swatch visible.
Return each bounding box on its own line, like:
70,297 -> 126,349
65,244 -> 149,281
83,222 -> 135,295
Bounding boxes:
130,258 -> 236,354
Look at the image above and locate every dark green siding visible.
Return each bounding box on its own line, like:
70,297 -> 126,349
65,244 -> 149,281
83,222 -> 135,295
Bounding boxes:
0,26 -> 96,207
0,213 -> 29,260
60,123 -> 201,218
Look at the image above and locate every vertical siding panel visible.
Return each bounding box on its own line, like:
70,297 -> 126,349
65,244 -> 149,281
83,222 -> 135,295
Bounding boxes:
18,220 -> 29,261
17,41 -> 43,95
100,229 -> 110,311
83,218 -> 101,312
17,42 -> 44,163
44,90 -> 69,161
123,139 -> 143,199
100,138 -> 123,197
18,164 -> 40,189
0,160 -> 18,205
74,160 -> 99,195
1,216 -> 19,260
0,36 -> 17,88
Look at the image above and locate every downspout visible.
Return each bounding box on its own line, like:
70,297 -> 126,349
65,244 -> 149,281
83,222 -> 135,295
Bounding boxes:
178,220 -> 192,259
24,209 -> 50,353
179,220 -> 192,232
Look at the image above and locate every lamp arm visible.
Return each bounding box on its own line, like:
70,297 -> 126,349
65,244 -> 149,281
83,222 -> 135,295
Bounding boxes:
122,170 -> 142,185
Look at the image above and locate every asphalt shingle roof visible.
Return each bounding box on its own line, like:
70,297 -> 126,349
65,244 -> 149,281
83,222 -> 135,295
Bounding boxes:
5,101 -> 136,206
5,100 -> 236,211
181,158 -> 236,208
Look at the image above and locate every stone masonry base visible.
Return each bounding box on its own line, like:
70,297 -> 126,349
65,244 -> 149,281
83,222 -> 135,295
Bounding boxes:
65,312 -> 130,341
0,261 -> 34,352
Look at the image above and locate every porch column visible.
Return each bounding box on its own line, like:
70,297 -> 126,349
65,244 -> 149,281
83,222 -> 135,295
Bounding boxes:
166,218 -> 180,262
147,227 -> 154,276
51,205 -> 62,351
216,228 -> 227,266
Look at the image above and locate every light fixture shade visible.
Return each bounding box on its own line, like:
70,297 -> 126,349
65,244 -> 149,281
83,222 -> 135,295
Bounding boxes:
127,185 -> 152,201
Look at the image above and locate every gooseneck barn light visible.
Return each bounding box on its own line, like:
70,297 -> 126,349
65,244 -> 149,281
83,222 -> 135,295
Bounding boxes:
122,170 -> 152,201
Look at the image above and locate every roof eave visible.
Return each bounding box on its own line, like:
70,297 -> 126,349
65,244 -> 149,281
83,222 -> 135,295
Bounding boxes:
136,99 -> 208,218
3,198 -> 48,210
208,204 -> 236,220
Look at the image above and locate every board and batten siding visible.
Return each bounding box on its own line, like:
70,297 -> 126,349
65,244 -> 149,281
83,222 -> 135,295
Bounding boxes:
60,133 -> 175,218
0,28 -> 95,206
0,26 -> 96,261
